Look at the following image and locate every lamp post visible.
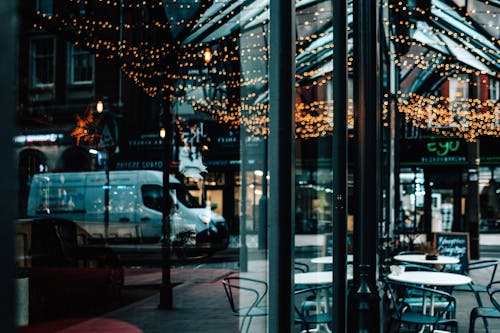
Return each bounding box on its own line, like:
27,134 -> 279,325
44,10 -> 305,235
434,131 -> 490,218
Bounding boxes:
96,100 -> 110,242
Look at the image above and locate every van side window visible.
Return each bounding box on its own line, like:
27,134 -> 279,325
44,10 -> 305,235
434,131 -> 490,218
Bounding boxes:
141,185 -> 163,212
171,183 -> 203,208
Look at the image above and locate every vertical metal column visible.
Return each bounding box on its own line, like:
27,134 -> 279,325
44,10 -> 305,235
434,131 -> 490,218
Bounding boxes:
332,0 -> 348,332
0,0 -> 16,330
466,76 -> 480,259
269,0 -> 295,330
466,141 -> 480,259
347,0 -> 381,331
159,99 -> 173,309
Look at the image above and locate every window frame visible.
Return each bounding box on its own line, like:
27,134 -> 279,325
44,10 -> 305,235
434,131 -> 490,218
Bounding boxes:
30,36 -> 55,88
68,43 -> 95,85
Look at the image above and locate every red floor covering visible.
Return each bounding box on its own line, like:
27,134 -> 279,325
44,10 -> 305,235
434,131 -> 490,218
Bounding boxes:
19,318 -> 142,333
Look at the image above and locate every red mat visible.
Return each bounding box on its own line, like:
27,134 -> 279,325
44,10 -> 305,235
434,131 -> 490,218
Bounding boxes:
19,318 -> 142,333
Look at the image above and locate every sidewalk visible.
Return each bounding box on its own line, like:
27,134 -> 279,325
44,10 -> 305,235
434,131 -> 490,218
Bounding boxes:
19,237 -> 500,333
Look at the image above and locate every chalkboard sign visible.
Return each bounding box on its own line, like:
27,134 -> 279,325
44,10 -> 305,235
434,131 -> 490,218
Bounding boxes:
434,232 -> 470,274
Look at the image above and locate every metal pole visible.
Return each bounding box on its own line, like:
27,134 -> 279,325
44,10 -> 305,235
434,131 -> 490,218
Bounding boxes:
0,0 -> 16,330
466,141 -> 480,259
332,0 -> 348,332
269,0 -> 295,330
104,152 -> 110,241
239,136 -> 248,272
159,98 -> 173,309
347,0 -> 381,331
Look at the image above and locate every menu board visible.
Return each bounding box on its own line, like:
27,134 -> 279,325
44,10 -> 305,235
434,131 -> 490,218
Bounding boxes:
434,232 -> 470,274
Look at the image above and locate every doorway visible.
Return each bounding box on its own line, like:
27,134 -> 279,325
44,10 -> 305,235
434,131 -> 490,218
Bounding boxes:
424,169 -> 462,233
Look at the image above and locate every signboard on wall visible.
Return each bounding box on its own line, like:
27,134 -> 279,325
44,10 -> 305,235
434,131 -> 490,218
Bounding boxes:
401,138 -> 467,165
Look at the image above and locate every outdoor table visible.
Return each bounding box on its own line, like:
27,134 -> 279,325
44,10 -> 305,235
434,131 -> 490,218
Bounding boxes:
310,254 -> 353,264
387,271 -> 471,320
295,270 -> 353,285
294,272 -> 336,333
393,254 -> 459,266
387,271 -> 471,286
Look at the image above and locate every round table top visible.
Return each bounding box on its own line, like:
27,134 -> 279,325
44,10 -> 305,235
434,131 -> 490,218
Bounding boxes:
295,270 -> 353,285
295,271 -> 332,285
311,255 -> 353,264
393,254 -> 459,265
387,271 -> 471,286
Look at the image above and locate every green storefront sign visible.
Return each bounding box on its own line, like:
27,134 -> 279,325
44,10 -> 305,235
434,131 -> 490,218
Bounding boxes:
401,138 -> 467,165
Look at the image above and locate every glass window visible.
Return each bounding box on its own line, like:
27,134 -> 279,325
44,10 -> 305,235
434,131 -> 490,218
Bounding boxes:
36,0 -> 53,15
31,37 -> 55,87
69,44 -> 94,84
171,183 -> 203,208
141,184 -> 163,212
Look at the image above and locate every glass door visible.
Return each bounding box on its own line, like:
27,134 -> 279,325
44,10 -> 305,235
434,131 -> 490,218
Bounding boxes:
431,188 -> 454,232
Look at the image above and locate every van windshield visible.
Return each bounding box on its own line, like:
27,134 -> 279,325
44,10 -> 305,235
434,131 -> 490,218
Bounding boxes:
141,184 -> 203,212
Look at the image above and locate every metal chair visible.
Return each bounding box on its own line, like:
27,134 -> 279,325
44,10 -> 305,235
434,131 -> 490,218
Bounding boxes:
294,261 -> 310,273
469,280 -> 500,333
385,281 -> 458,333
222,276 -> 268,333
454,259 -> 499,332
294,284 -> 333,332
454,259 -> 499,305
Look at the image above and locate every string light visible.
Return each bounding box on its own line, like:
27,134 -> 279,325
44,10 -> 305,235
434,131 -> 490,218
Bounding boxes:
34,0 -> 499,140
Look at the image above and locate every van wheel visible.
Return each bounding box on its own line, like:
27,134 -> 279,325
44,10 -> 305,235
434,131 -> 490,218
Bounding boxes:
174,246 -> 210,261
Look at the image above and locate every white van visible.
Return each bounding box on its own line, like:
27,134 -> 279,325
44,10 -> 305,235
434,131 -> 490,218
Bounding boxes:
26,170 -> 229,252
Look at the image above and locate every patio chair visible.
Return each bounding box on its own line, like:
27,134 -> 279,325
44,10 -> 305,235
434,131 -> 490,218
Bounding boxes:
294,261 -> 310,273
469,280 -> 500,333
222,276 -> 268,333
453,259 -> 499,332
454,259 -> 499,305
385,281 -> 458,333
294,284 -> 333,332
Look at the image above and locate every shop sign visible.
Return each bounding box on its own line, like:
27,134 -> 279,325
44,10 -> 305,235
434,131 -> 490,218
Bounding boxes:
401,138 -> 467,165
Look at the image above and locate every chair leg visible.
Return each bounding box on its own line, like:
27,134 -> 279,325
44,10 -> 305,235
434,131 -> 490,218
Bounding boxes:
244,317 -> 253,333
469,314 -> 476,333
239,316 -> 247,333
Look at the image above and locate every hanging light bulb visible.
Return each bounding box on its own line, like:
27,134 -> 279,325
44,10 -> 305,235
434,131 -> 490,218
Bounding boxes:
159,127 -> 166,140
203,47 -> 212,64
96,100 -> 104,113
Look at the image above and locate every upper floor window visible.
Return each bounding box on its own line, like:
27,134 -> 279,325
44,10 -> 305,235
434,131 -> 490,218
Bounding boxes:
489,79 -> 499,101
30,37 -> 55,88
449,76 -> 469,102
68,44 -> 94,84
36,0 -> 53,15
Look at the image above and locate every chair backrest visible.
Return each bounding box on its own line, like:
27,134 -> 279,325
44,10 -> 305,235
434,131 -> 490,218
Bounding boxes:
385,281 -> 456,325
469,259 -> 499,284
294,261 -> 310,273
488,280 -> 500,311
222,277 -> 268,315
402,263 -> 438,272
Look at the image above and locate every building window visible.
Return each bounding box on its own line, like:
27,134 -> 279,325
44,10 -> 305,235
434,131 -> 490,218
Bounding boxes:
487,79 -> 500,126
489,79 -> 499,101
36,0 -> 53,15
68,44 -> 94,84
30,37 -> 55,87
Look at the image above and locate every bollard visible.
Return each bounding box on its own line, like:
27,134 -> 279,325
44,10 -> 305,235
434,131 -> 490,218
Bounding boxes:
16,277 -> 29,326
